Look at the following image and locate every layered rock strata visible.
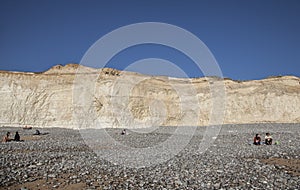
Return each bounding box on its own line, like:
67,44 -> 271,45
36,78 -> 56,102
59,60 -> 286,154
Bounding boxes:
0,64 -> 299,128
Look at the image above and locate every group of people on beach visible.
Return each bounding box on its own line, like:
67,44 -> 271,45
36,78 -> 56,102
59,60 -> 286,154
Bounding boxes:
2,131 -> 20,142
253,133 -> 273,145
2,129 -> 42,143
2,128 -> 275,146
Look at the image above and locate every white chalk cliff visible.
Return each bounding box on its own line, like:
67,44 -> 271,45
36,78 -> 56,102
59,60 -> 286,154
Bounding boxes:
0,64 -> 299,128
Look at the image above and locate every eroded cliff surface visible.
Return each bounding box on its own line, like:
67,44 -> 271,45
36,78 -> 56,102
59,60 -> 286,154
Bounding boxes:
0,64 -> 299,128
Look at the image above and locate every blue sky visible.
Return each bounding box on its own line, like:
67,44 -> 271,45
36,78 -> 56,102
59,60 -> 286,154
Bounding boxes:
0,0 -> 299,80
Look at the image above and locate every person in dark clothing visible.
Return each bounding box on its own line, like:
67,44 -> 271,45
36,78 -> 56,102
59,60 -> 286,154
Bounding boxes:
121,129 -> 126,135
253,134 -> 261,145
33,130 -> 40,135
14,131 -> 20,141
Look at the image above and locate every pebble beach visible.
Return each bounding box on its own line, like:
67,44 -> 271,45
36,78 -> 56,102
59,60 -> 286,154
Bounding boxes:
0,123 -> 299,190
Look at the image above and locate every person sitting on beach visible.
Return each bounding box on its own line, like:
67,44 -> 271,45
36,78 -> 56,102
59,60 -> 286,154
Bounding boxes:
253,134 -> 261,145
33,130 -> 40,135
3,132 -> 12,142
265,133 -> 273,145
121,129 -> 126,135
14,131 -> 20,141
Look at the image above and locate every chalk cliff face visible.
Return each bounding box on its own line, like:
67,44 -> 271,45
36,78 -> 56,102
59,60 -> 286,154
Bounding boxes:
0,64 -> 299,128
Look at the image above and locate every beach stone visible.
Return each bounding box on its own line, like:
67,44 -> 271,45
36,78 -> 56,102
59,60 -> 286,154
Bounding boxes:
48,174 -> 56,178
0,124 -> 299,189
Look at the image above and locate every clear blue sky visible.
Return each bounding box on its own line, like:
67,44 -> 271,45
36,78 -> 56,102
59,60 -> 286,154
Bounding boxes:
0,0 -> 299,80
